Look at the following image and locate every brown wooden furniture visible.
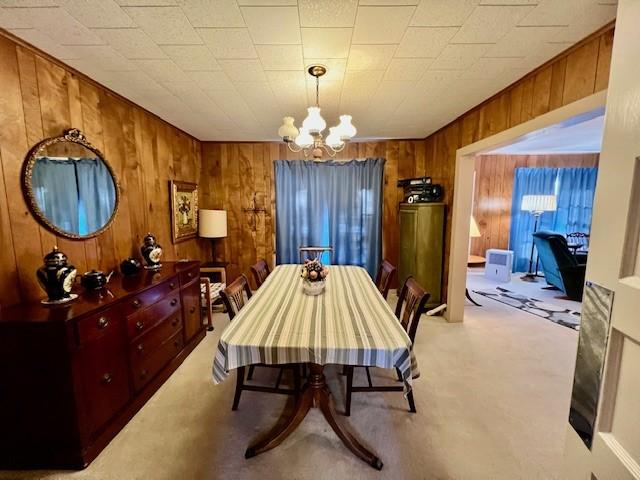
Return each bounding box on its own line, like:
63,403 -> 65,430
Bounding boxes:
200,261 -> 228,285
298,246 -> 333,264
375,260 -> 396,299
0,261 -> 204,470
219,275 -> 300,410
344,276 -> 430,416
250,258 -> 270,288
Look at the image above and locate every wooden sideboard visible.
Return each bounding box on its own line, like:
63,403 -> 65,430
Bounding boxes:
0,261 -> 205,470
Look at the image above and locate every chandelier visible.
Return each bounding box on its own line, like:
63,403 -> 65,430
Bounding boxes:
277,65 -> 357,160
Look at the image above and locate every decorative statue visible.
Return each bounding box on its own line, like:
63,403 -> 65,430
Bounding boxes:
140,233 -> 163,270
36,246 -> 78,305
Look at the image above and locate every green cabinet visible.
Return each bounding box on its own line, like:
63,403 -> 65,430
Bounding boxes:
398,203 -> 445,308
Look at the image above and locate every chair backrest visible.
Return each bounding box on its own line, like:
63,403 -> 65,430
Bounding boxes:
299,246 -> 333,264
219,274 -> 253,321
533,231 -> 580,291
394,277 -> 430,343
566,232 -> 590,250
375,260 -> 396,299
250,259 -> 270,288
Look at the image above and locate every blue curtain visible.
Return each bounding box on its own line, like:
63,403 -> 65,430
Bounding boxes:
275,158 -> 384,277
509,167 -> 598,272
75,158 -> 117,234
31,158 -> 79,234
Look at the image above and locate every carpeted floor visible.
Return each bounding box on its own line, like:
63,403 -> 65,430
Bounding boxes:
1,291 -> 578,480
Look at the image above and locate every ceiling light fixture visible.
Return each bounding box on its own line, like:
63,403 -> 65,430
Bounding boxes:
278,65 -> 357,160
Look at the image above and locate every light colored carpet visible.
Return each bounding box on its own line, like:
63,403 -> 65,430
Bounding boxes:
1,290 -> 578,480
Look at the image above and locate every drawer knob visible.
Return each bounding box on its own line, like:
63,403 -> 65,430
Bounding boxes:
170,299 -> 178,307
132,299 -> 141,308
189,306 -> 196,314
101,373 -> 113,385
135,320 -> 144,331
170,282 -> 176,289
171,318 -> 179,327
137,343 -> 144,353
174,339 -> 181,349
97,316 -> 109,329
187,272 -> 193,278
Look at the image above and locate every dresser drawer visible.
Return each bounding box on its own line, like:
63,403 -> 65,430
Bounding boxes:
122,275 -> 180,316
131,330 -> 184,392
77,307 -> 121,345
77,318 -> 130,437
129,311 -> 182,364
126,290 -> 181,341
179,265 -> 199,286
182,279 -> 202,342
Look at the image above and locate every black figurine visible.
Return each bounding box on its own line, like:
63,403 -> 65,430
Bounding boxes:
120,257 -> 142,276
36,246 -> 78,305
140,233 -> 163,270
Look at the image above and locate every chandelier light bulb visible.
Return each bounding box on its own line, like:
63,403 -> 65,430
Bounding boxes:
294,128 -> 313,148
302,106 -> 326,134
278,116 -> 299,141
325,127 -> 344,149
337,115 -> 357,140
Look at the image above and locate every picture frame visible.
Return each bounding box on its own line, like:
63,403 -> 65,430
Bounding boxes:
170,180 -> 198,243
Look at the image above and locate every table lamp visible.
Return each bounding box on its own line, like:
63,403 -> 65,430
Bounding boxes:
199,209 -> 227,262
520,194 -> 557,281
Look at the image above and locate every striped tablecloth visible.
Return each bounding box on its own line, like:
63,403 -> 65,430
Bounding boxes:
212,264 -> 419,393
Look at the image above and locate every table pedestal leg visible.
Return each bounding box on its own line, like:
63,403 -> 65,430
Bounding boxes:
244,363 -> 383,470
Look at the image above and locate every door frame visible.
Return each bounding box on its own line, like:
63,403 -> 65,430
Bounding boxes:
445,89 -> 608,323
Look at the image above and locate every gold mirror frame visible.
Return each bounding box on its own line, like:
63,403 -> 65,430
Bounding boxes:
22,128 -> 121,240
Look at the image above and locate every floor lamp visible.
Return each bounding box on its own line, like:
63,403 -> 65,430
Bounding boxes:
199,209 -> 227,262
520,194 -> 557,282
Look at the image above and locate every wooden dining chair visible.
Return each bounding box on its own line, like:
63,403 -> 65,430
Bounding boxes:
250,259 -> 270,288
375,260 -> 396,300
343,276 -> 430,416
299,246 -> 333,264
220,275 -> 301,410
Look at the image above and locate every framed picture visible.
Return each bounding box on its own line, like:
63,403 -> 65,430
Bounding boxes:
170,180 -> 198,243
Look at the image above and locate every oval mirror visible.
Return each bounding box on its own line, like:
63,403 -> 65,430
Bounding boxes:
22,129 -> 120,239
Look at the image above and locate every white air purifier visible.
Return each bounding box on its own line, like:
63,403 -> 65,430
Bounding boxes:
485,249 -> 513,283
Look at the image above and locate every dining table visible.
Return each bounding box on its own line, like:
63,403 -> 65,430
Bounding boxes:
212,264 -> 419,470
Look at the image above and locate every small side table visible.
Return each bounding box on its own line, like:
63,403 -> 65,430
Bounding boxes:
466,255 -> 486,307
200,261 -> 228,285
200,262 -> 229,331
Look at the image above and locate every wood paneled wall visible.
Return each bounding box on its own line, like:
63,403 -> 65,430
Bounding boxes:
470,153 -> 600,257
200,141 -> 425,287
0,33 -> 209,308
422,23 -> 613,292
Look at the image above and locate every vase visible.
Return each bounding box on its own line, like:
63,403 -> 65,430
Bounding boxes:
302,279 -> 325,296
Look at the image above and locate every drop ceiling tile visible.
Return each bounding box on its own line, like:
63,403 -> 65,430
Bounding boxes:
64,45 -> 138,71
518,0 -> 583,26
256,44 -> 303,70
0,0 -> 56,5
416,69 -> 462,95
360,0 -> 419,4
10,7 -> 105,45
123,6 -> 202,45
0,7 -> 34,28
133,59 -> 191,82
301,28 -> 351,58
93,28 -> 166,59
197,28 -> 257,58
451,5 -> 535,43
219,59 -> 267,82
102,70 -> 168,95
161,45 -> 221,71
353,6 -> 415,44
480,0 -> 538,3
241,6 -> 301,44
299,0 -> 357,28
303,58 -> 347,81
395,26 -> 458,58
8,28 -> 80,59
266,70 -> 307,89
178,0 -> 245,28
384,58 -> 432,81
410,0 -> 479,27
459,56 -> 524,79
57,0 -> 135,28
188,70 -> 236,90
237,0 -> 297,5
485,25 -> 564,57
550,5 -> 617,42
115,0 -> 177,5
429,43 -> 490,70
347,44 -> 396,70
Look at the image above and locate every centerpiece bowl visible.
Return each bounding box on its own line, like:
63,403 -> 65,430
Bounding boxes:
301,258 -> 329,296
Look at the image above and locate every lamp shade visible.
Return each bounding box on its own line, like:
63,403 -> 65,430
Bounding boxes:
301,106 -> 326,134
199,209 -> 227,238
520,194 -> 557,213
277,116 -> 299,141
470,216 -> 481,238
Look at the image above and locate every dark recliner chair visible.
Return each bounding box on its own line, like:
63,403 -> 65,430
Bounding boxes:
532,231 -> 587,301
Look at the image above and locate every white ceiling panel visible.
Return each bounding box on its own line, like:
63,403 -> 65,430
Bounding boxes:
352,6 -> 415,44
0,0 -> 617,140
123,6 -> 202,45
241,6 -> 301,44
301,28 -> 352,58
299,0 -> 357,28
